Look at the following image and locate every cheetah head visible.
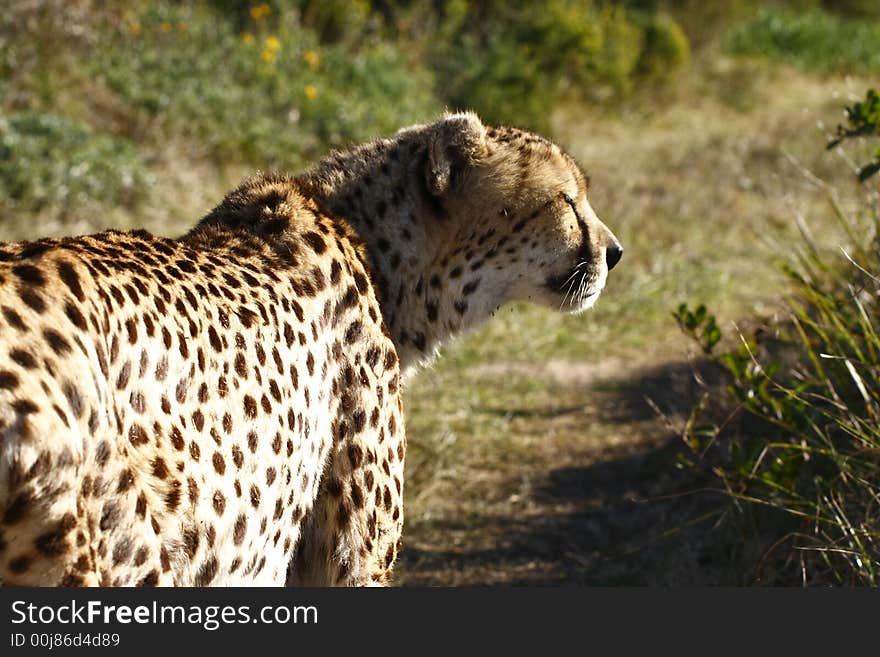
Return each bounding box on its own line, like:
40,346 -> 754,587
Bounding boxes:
424,112 -> 622,315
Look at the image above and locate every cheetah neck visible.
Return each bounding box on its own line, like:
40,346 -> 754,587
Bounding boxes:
299,133 -> 505,378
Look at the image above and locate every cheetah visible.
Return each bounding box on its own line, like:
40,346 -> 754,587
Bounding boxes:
0,112 -> 621,586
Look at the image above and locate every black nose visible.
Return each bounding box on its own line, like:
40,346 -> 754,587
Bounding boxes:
606,241 -> 623,270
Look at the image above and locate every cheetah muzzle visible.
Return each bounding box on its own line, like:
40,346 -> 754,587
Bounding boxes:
0,112 -> 621,586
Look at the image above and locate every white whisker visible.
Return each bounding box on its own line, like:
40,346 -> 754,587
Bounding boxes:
577,274 -> 588,308
556,262 -> 585,292
559,277 -> 576,310
571,274 -> 587,308
557,267 -> 581,309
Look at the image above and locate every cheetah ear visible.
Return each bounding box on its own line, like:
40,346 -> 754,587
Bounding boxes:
426,112 -> 488,196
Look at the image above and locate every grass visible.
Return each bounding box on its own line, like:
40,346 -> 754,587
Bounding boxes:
668,86 -> 880,584
676,185 -> 880,585
728,7 -> 880,74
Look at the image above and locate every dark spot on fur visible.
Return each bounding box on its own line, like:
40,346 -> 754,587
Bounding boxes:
13,263 -> 45,286
303,231 -> 327,254
9,349 -> 36,369
138,570 -> 159,586
43,328 -> 72,355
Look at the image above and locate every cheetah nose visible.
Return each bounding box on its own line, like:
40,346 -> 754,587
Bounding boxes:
606,241 -> 623,270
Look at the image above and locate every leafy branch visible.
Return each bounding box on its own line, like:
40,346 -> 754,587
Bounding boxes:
827,88 -> 880,182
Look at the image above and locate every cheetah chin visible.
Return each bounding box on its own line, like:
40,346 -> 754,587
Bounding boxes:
545,264 -> 607,314
0,111 -> 620,586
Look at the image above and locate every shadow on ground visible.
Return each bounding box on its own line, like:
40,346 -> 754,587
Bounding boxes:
396,358 -> 764,586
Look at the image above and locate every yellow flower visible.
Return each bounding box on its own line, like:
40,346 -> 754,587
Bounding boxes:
129,21 -> 141,35
265,36 -> 280,51
250,3 -> 271,20
303,49 -> 320,70
177,22 -> 187,32
241,31 -> 254,44
160,22 -> 172,33
261,49 -> 276,63
304,85 -> 318,101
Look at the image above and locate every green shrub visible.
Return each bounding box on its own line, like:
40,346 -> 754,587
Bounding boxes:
0,0 -> 693,227
636,13 -> 690,79
430,28 -> 561,131
92,3 -> 436,168
0,111 -> 152,216
3,1 -> 693,169
828,88 -> 880,182
429,1 -> 689,130
727,8 -> 880,74
679,225 -> 880,584
676,98 -> 880,582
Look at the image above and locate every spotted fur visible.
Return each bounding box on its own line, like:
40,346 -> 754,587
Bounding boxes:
0,113 -> 620,586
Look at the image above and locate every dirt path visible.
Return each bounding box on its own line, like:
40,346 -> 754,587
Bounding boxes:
394,353 -> 754,586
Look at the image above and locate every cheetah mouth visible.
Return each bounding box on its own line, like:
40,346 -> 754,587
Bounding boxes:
566,286 -> 602,313
544,266 -> 603,313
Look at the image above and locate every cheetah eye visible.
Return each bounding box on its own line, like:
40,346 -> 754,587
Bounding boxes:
561,193 -> 583,223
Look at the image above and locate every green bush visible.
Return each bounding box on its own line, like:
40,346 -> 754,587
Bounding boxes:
636,13 -> 690,79
4,1 -> 693,168
0,1 -> 692,222
727,7 -> 880,74
679,226 -> 880,584
676,94 -> 880,583
828,88 -> 880,182
92,3 -> 436,168
428,1 -> 689,130
0,111 -> 152,216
